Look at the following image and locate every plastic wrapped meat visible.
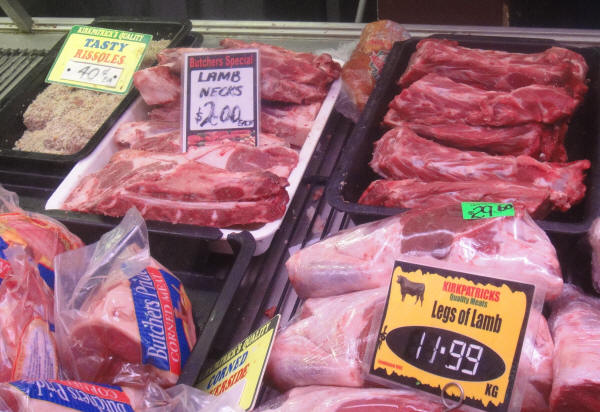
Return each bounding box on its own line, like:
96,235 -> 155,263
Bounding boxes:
54,209 -> 196,388
0,380 -> 240,412
548,285 -> 600,411
0,247 -> 58,382
287,203 -> 563,300
519,311 -> 554,412
267,288 -> 387,390
256,385 -> 456,412
0,185 -> 83,286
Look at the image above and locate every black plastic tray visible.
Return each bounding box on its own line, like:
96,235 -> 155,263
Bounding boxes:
327,35 -> 600,235
47,210 -> 256,387
0,17 -> 194,175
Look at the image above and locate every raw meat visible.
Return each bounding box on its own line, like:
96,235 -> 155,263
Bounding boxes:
0,247 -> 57,382
114,123 -> 299,178
256,386 -> 452,412
400,39 -> 588,100
520,311 -> 554,412
62,149 -> 290,227
133,65 -> 181,106
286,203 -> 563,300
382,119 -> 567,161
55,210 -> 197,388
339,20 -> 409,120
589,218 -> 600,293
386,73 -> 579,126
359,179 -> 554,218
221,38 -> 341,104
267,288 -> 387,390
113,120 -> 179,149
261,101 -> 321,147
548,285 -> 600,412
149,101 -> 181,122
370,126 -> 589,212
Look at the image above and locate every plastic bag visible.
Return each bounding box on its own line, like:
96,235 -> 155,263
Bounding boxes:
286,203 -> 563,300
548,284 -> 600,411
266,287 -> 387,390
0,246 -> 58,382
255,385 -> 452,412
0,185 -> 83,286
0,380 -> 241,411
335,20 -> 410,122
54,208 -> 196,388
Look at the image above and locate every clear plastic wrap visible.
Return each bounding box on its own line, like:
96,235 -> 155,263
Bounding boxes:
286,203 -> 563,300
548,284 -> 600,412
336,20 -> 410,122
54,208 -> 196,388
266,288 -> 387,390
0,185 -> 83,286
255,385 -> 455,412
0,246 -> 58,382
0,380 -> 241,412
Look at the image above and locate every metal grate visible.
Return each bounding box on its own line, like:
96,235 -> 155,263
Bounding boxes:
211,110 -> 358,404
0,48 -> 46,102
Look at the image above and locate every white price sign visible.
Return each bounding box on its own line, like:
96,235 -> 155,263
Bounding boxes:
182,49 -> 260,150
61,60 -> 123,88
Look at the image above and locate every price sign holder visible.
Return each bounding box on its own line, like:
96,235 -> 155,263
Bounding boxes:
197,315 -> 279,411
369,261 -> 535,412
182,49 -> 260,151
46,25 -> 152,94
461,202 -> 515,220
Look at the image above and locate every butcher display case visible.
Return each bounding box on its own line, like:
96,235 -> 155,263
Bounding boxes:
1,16 -> 600,410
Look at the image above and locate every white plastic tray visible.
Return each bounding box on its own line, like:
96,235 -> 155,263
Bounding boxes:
46,78 -> 342,255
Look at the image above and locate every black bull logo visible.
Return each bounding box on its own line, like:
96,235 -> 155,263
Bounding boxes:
397,275 -> 425,306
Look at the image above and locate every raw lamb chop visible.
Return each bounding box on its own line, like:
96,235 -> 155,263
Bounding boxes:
113,120 -> 179,149
386,73 -> 579,126
267,288 -> 387,390
261,101 -> 321,147
286,203 -> 563,300
399,39 -> 588,100
548,285 -> 600,412
256,386 -> 452,412
382,119 -> 567,161
132,65 -> 180,106
62,149 -> 290,227
359,179 -> 554,218
370,126 -> 589,212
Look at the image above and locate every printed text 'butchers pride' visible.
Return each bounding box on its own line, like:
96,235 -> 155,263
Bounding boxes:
191,54 -> 255,128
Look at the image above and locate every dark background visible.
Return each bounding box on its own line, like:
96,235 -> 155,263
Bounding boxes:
2,0 -> 600,28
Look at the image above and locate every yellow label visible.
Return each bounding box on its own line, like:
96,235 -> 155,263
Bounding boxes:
197,315 -> 280,411
370,261 -> 534,412
46,25 -> 152,94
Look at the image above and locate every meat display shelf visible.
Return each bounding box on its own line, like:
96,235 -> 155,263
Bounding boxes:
0,47 -> 47,109
326,35 -> 600,235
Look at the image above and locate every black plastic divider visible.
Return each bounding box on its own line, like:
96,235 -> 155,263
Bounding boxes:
326,35 -> 600,236
0,17 -> 195,176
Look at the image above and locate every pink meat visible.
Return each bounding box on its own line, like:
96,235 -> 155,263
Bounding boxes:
359,179 -> 554,218
113,120 -> 179,149
63,149 -> 290,227
286,203 -> 563,300
256,386 -> 452,412
261,101 -> 321,147
370,126 -> 589,212
399,39 -> 588,100
133,65 -> 181,106
267,288 -> 387,390
520,311 -> 554,412
382,119 -> 567,161
549,285 -> 600,412
387,73 -> 579,126
149,102 -> 181,122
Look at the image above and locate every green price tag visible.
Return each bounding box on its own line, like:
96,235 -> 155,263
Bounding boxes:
461,202 -> 515,220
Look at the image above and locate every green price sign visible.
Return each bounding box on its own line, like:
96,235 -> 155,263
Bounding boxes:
461,202 -> 515,220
